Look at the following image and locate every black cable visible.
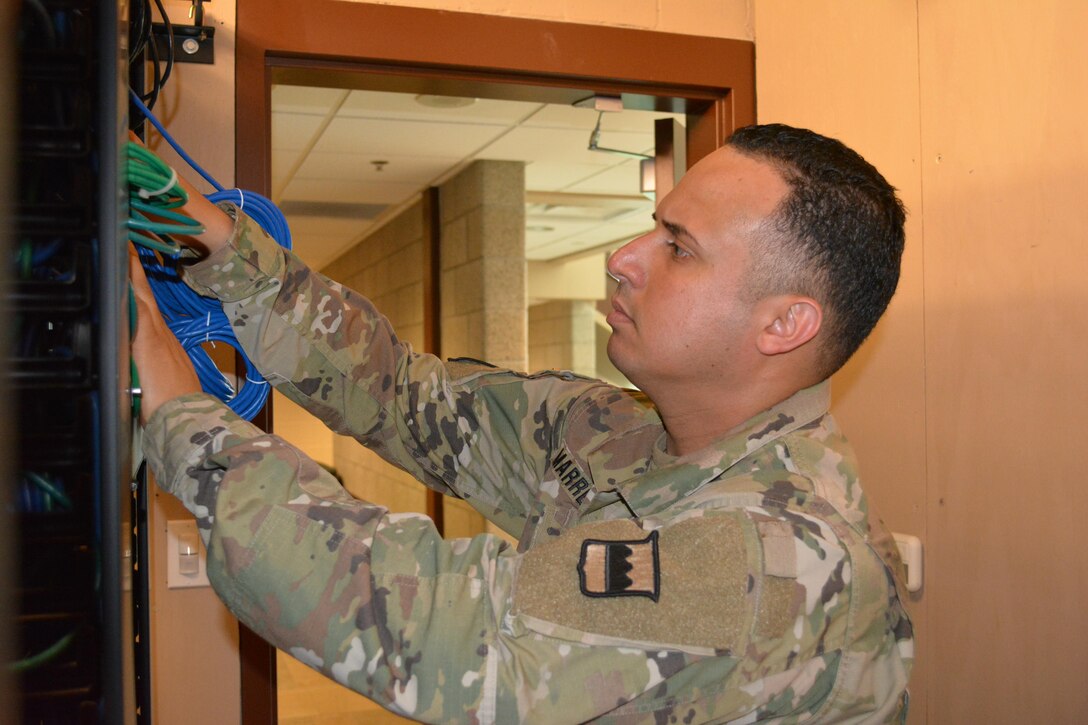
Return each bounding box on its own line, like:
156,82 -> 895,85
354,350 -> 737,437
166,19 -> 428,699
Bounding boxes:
152,0 -> 175,92
21,0 -> 57,50
142,14 -> 161,111
128,0 -> 150,65
129,0 -> 152,134
134,0 -> 176,117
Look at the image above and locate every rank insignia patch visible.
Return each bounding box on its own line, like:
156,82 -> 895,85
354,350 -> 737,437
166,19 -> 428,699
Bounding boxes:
578,530 -> 660,601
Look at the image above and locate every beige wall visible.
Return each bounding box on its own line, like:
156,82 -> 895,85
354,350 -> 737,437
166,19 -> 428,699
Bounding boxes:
528,300 -> 599,377
146,3 -> 243,724
752,1 -> 929,718
916,3 -> 1088,722
339,0 -> 754,39
270,392 -> 335,469
757,1 -> 1088,721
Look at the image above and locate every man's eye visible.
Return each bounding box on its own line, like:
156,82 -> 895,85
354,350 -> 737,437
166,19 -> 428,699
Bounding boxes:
666,240 -> 690,259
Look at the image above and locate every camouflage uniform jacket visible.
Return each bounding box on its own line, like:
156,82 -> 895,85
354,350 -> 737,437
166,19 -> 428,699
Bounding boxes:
145,210 -> 914,723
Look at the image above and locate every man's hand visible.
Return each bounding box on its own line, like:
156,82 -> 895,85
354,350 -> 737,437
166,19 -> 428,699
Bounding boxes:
130,246 -> 202,424
129,132 -> 235,257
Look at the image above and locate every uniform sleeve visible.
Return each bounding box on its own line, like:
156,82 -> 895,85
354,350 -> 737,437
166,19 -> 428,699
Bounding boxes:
143,394 -> 903,724
181,208 -> 602,537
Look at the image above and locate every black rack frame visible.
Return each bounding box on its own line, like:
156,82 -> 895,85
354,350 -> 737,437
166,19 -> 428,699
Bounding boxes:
10,1 -> 132,721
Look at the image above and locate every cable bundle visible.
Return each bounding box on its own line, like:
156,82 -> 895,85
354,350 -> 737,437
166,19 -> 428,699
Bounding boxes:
126,142 -> 202,256
17,471 -> 73,514
133,246 -> 271,420
128,92 -> 292,420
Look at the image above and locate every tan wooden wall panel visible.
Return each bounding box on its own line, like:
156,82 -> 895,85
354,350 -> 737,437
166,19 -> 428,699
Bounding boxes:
752,1 -> 928,720
918,2 -> 1088,722
147,3 -> 244,723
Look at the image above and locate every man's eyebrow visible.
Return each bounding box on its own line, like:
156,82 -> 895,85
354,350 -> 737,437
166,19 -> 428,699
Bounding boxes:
652,212 -> 701,248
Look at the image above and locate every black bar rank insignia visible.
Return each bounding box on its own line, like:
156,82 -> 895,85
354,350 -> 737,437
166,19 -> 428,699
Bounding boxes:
577,530 -> 660,602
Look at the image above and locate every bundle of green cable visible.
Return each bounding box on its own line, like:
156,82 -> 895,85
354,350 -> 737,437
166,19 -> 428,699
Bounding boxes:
126,141 -> 204,255
126,140 -> 201,421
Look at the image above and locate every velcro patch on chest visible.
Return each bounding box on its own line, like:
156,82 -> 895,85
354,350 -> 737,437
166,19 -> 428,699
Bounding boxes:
578,531 -> 660,601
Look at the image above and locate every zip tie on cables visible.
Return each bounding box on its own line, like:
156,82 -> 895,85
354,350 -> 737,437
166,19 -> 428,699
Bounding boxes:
130,90 -> 293,420
137,166 -> 178,199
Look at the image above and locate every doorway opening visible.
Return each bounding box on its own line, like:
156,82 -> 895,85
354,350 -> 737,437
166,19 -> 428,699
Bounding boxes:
234,3 -> 754,723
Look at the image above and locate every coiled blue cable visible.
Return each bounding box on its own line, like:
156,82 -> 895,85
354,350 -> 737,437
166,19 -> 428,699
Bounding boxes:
130,91 -> 292,420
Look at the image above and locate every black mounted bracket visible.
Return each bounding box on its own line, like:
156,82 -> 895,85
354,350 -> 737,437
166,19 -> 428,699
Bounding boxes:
152,1 -> 215,65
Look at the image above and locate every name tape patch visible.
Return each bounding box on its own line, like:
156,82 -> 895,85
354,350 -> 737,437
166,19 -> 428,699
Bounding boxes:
552,448 -> 592,505
577,530 -> 660,602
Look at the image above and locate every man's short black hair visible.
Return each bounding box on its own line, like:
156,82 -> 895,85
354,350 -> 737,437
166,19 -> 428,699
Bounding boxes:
727,123 -> 906,378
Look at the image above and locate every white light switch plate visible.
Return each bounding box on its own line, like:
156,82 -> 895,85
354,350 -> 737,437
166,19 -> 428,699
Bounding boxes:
892,532 -> 923,593
166,519 -> 210,589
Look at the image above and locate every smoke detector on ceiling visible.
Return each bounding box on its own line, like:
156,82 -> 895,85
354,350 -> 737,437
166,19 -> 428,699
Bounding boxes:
414,94 -> 477,109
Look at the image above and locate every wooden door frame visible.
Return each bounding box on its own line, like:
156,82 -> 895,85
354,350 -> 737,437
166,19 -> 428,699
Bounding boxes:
234,3 -> 754,722
236,1 -> 755,195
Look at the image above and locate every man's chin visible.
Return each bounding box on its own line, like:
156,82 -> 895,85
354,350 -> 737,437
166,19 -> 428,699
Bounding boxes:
604,337 -> 623,369
605,338 -> 639,382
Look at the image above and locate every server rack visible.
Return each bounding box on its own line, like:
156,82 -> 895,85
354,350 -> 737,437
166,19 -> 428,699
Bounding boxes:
10,1 -> 132,722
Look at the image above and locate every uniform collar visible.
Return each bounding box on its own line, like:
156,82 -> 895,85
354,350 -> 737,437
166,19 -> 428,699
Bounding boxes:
589,382 -> 831,517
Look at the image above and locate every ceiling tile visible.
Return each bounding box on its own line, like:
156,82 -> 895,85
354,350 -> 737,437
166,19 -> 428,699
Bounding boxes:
291,151 -> 462,185
478,126 -> 653,167
564,159 -> 647,195
524,104 -> 687,132
271,85 -> 347,115
341,90 -> 542,124
527,215 -> 653,260
272,148 -> 304,192
526,218 -> 597,256
525,161 -> 621,192
272,89 -> 690,263
272,112 -> 328,151
570,217 -> 654,246
314,116 -> 510,157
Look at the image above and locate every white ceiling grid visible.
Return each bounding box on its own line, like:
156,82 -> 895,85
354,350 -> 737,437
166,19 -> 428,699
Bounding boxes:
271,85 -> 682,270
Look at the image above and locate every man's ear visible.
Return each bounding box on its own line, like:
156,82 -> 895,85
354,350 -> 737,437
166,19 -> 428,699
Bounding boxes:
756,296 -> 822,356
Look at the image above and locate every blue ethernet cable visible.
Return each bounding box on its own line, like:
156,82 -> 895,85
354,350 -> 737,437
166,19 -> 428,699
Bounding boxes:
129,90 -> 293,420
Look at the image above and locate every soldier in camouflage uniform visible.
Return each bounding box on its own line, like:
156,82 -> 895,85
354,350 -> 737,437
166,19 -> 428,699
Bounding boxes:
133,124 -> 914,723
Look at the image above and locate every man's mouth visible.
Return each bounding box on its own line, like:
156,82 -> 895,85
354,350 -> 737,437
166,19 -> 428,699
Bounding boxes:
606,298 -> 633,327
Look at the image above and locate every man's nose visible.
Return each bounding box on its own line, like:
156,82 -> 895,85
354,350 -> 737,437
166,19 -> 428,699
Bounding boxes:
607,234 -> 650,287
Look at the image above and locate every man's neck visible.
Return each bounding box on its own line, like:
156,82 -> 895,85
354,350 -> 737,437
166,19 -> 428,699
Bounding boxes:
653,378 -> 799,457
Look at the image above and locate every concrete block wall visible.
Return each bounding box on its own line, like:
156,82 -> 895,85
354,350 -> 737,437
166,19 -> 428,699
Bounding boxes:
440,160 -> 527,371
528,300 -> 598,377
322,203 -> 426,349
